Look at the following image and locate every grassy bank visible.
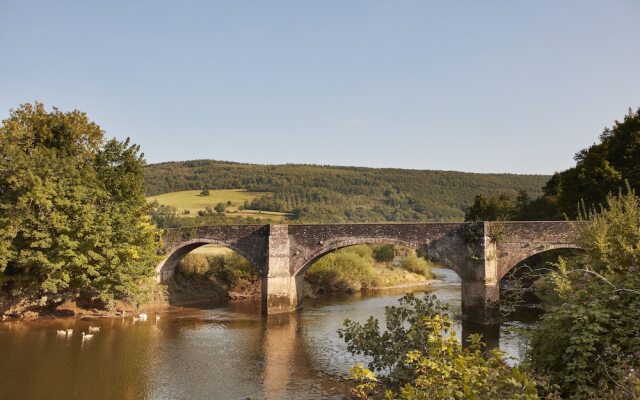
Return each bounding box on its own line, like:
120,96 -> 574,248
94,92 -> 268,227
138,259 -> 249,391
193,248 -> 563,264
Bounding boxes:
304,245 -> 433,294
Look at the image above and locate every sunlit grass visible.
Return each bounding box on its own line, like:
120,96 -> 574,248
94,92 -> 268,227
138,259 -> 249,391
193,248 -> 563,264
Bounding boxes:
146,189 -> 291,221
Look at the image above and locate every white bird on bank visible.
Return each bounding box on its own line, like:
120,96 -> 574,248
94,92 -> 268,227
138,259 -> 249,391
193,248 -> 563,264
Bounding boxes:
138,313 -> 148,321
81,332 -> 94,340
88,326 -> 100,333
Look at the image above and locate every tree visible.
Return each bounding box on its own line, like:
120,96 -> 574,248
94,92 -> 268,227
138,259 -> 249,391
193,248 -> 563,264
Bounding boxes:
526,188 -> 640,399
340,294 -> 540,399
525,108 -> 640,219
0,103 -> 160,312
373,244 -> 395,262
465,193 -> 517,221
214,202 -> 226,214
200,186 -> 210,196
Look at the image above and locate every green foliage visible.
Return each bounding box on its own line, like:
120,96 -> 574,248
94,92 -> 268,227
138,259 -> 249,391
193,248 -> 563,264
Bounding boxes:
526,189 -> 640,399
0,103 -> 160,310
550,109 -> 640,218
467,107 -> 640,221
200,187 -> 210,196
461,222 -> 484,243
577,183 -> 640,275
338,293 -> 448,383
176,252 -> 259,288
340,294 -> 540,399
144,160 -> 547,222
465,193 -> 517,221
399,254 -> 432,278
304,245 -> 431,293
304,246 -> 380,292
373,244 -> 396,262
214,202 -> 226,214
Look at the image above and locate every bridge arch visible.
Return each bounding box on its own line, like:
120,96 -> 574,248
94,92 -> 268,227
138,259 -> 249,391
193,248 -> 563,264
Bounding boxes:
293,237 -> 421,277
156,238 -> 264,283
497,244 -> 584,281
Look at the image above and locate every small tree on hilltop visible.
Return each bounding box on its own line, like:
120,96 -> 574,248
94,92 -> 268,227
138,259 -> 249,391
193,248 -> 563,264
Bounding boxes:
214,202 -> 226,214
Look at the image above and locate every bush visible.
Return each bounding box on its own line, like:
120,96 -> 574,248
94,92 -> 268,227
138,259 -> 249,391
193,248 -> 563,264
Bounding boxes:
176,252 -> 259,287
526,189 -> 640,399
214,202 -> 226,214
176,254 -> 212,277
400,254 -> 432,278
340,294 -> 539,399
305,246 -> 380,292
373,244 -> 395,262
215,253 -> 257,286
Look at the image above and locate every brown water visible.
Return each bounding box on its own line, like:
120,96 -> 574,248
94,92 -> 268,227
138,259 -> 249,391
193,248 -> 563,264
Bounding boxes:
0,268 -> 535,400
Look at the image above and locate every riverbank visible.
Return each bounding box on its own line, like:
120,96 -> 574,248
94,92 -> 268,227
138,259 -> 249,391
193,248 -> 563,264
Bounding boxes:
1,244 -> 435,321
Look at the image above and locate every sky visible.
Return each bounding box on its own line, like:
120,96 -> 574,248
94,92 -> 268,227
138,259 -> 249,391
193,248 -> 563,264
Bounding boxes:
1,1 -> 639,175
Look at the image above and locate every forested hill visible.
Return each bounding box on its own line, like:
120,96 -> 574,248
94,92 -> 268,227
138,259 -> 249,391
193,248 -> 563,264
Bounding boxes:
145,160 -> 548,222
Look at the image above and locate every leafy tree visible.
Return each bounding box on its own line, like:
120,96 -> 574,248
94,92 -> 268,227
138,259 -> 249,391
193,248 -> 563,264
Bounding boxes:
526,188 -> 640,399
467,107 -> 640,221
200,186 -> 210,196
465,193 -> 517,221
0,103 -> 160,312
373,244 -> 395,262
214,202 -> 226,214
340,294 -> 540,399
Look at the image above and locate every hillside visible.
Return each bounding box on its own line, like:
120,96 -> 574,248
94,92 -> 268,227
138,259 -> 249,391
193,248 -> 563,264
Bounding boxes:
145,160 -> 548,222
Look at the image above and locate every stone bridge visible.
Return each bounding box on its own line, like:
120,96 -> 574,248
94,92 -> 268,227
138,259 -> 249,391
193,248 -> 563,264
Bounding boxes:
157,222 -> 584,323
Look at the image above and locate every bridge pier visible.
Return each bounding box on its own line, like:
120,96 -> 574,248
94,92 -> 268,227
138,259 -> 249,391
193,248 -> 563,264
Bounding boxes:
262,225 -> 300,314
460,230 -> 500,324
461,280 -> 499,324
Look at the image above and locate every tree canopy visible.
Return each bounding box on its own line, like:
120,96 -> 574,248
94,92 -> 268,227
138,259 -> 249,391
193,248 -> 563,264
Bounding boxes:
0,103 -> 160,312
466,108 -> 640,221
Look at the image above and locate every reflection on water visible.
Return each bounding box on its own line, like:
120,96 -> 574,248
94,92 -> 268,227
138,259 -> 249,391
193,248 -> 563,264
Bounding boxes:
0,268 -> 534,400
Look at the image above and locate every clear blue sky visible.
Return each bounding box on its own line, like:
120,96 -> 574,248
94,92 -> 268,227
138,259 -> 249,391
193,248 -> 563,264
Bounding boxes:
1,1 -> 639,174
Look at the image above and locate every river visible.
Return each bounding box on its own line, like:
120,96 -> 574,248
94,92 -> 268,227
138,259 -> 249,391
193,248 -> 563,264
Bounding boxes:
0,267 -> 538,400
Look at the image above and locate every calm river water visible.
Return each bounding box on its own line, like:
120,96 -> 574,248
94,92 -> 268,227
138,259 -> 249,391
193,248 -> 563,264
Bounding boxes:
0,268 -> 536,400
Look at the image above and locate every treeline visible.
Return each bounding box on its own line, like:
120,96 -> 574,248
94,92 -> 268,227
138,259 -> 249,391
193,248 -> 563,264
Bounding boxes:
466,108 -> 640,221
145,161 -> 547,222
149,201 -> 271,229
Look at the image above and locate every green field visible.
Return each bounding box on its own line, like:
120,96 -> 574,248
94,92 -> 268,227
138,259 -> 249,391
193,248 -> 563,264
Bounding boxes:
190,244 -> 233,256
146,189 -> 290,222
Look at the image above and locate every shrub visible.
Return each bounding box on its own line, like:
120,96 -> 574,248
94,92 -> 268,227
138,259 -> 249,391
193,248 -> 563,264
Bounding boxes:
400,254 -> 432,278
305,247 -> 379,292
526,189 -> 640,399
340,294 -> 539,399
373,244 -> 395,262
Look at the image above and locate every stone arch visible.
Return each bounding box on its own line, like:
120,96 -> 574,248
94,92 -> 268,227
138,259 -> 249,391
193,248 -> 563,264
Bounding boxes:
497,244 -> 584,281
156,238 -> 264,283
293,237 -> 432,276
